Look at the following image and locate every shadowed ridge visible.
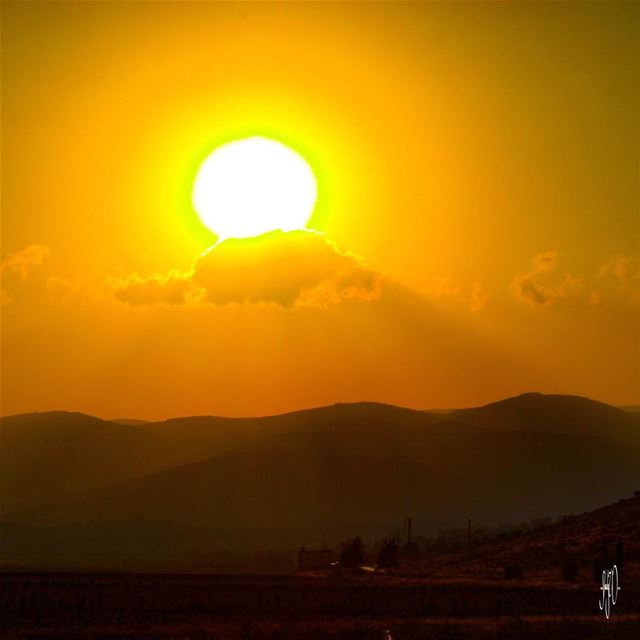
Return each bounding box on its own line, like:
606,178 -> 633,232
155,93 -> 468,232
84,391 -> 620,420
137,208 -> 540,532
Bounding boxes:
0,412 -> 153,515
137,402 -> 440,451
3,395 -> 638,530
150,400 -> 434,427
1,402 -> 437,518
465,391 -> 631,415
451,391 -> 638,444
398,492 -> 640,583
1,410 -> 112,426
2,394 -> 639,567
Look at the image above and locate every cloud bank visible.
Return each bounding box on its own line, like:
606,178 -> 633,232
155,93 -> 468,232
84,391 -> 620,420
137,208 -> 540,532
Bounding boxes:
114,230 -> 381,308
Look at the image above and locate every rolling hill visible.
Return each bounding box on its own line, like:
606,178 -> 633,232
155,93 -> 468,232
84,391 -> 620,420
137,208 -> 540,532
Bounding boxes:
0,412 -> 153,514
1,393 -> 639,570
3,403 -> 427,514
452,392 -> 640,444
398,491 -> 640,584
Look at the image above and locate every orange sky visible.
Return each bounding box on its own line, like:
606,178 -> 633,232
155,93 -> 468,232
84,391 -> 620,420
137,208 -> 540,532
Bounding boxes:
1,1 -> 639,419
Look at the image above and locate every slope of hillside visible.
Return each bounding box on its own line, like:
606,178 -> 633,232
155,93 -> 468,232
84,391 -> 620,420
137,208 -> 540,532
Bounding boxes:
0,403 -> 435,516
399,492 -> 640,584
136,401 -> 437,467
6,403 -> 639,546
0,412 -> 153,513
2,393 -> 639,569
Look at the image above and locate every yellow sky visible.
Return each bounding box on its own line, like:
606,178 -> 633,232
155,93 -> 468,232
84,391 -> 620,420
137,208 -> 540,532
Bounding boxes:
1,1 -> 639,419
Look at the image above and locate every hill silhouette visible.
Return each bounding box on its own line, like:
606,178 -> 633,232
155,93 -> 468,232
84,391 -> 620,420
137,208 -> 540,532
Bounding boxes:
0,412 -> 152,514
1,393 -> 639,569
398,491 -> 640,584
0,402 -> 435,515
452,392 -> 640,444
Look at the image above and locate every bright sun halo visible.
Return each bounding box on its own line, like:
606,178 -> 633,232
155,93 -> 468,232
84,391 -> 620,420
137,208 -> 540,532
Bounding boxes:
193,136 -> 317,240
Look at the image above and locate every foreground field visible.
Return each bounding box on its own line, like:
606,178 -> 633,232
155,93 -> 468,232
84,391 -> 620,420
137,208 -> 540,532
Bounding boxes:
3,616 -> 640,640
1,573 -> 637,639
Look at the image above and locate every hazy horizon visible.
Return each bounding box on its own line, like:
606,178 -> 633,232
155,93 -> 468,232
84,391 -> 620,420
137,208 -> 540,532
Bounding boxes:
2,390 -> 638,423
2,1 -> 639,421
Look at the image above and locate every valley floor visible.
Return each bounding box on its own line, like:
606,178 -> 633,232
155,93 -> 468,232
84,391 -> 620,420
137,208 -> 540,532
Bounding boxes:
1,572 -> 638,639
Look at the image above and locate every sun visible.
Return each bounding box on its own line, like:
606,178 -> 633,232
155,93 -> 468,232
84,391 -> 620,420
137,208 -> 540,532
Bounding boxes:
192,136 -> 317,240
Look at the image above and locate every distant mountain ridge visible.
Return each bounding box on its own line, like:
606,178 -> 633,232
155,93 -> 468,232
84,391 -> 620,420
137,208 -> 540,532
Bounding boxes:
0,411 -> 153,514
452,392 -> 639,442
1,402 -> 434,515
110,418 -> 150,426
1,393 -> 639,567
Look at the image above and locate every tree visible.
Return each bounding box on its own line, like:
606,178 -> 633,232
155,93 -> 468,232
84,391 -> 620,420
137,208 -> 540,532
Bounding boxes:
340,536 -> 364,568
377,537 -> 399,568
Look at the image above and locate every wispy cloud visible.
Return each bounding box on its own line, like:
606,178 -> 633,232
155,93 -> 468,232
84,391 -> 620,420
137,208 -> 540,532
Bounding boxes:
511,251 -> 582,306
421,277 -> 489,313
1,244 -> 51,302
1,245 -> 50,280
599,256 -> 640,304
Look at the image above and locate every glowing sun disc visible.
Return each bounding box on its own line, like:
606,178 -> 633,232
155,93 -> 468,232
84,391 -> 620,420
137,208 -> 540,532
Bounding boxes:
192,136 -> 317,239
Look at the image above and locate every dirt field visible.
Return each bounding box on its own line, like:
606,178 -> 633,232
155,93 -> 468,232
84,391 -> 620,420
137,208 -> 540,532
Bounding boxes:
1,572 -> 638,639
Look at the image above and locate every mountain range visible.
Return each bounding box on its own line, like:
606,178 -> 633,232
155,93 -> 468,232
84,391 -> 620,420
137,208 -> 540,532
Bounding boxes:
1,393 -> 639,568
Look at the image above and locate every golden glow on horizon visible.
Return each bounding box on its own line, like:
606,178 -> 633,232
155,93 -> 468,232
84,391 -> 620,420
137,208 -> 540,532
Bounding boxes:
1,1 -> 638,419
192,137 -> 317,240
